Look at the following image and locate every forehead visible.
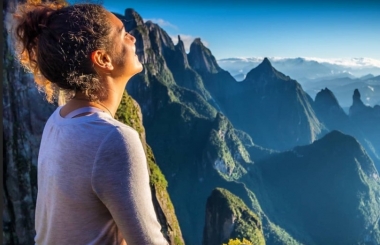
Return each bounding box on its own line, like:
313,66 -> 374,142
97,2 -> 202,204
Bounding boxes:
107,12 -> 124,32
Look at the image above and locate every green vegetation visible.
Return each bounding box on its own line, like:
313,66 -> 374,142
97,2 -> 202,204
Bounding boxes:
146,145 -> 168,189
205,114 -> 252,181
115,91 -> 144,137
211,188 -> 265,245
222,238 -> 253,245
115,90 -> 183,244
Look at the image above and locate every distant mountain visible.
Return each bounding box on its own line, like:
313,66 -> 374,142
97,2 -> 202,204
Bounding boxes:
217,57 -> 380,84
305,76 -> 380,108
190,43 -> 326,151
349,90 -> 380,159
314,88 -> 380,169
360,74 -> 375,80
313,88 -> 350,131
121,9 -> 297,245
247,130 -> 380,245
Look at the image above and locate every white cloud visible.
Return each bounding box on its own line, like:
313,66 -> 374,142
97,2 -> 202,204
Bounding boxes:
170,34 -> 209,53
218,56 -> 380,68
143,18 -> 178,30
303,57 -> 380,68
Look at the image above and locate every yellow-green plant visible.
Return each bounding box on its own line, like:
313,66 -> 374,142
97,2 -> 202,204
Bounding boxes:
222,237 -> 253,245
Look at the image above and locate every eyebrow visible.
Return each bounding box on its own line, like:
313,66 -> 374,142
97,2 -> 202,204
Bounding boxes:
118,24 -> 125,34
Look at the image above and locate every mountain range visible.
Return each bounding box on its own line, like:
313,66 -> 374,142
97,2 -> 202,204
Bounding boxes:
120,8 -> 380,245
217,57 -> 380,82
3,3 -> 380,245
218,57 -> 380,108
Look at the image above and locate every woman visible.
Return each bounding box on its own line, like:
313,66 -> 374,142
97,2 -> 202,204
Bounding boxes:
12,2 -> 169,244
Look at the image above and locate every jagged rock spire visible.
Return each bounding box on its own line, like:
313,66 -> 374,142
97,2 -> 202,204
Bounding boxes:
174,35 -> 189,68
244,57 -> 290,82
124,8 -> 145,31
315,88 -> 341,107
188,38 -> 221,74
349,89 -> 367,116
176,35 -> 185,52
352,89 -> 362,105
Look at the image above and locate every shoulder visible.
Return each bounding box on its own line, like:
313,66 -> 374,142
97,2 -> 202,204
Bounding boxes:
107,121 -> 140,142
98,121 -> 143,152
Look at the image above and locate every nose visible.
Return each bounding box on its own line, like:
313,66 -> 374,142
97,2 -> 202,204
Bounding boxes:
127,32 -> 136,43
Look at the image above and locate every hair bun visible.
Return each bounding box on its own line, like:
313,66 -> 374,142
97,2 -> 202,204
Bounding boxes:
12,3 -> 63,73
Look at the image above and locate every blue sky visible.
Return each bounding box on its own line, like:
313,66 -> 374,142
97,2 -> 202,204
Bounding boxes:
100,0 -> 380,60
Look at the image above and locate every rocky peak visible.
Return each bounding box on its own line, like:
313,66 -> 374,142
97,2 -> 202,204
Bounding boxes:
349,89 -> 367,116
145,21 -> 175,52
188,38 -> 222,74
260,57 -> 272,69
315,88 -> 342,108
244,57 -> 290,82
352,89 -> 363,105
176,35 -> 186,53
124,8 -> 145,31
173,35 -> 189,68
313,88 -> 349,131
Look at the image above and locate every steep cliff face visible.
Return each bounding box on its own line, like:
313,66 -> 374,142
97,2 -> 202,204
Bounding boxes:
187,40 -> 325,151
314,87 -> 349,130
115,92 -> 184,245
119,10 -> 303,245
3,2 -> 57,242
165,36 -> 213,104
188,38 -> 222,74
187,39 -> 237,110
348,89 -> 380,170
203,188 -> 265,245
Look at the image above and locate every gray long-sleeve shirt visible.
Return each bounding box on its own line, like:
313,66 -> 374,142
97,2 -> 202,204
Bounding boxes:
35,107 -> 169,245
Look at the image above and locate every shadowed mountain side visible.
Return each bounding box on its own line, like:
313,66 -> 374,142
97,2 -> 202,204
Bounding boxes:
314,88 -> 350,130
164,36 -> 218,108
314,88 -> 380,170
120,9 -> 303,244
127,72 -> 272,244
187,40 -> 325,151
187,39 -> 241,111
350,89 -> 380,170
246,130 -> 380,245
116,8 -> 380,245
115,92 -> 184,244
203,188 -> 265,245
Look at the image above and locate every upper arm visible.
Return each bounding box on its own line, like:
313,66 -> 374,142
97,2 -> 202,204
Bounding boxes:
92,127 -> 168,245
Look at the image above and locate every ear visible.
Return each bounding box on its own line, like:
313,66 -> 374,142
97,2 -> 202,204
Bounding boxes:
91,50 -> 114,71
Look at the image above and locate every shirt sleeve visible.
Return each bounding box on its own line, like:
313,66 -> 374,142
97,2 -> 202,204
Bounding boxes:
92,126 -> 169,245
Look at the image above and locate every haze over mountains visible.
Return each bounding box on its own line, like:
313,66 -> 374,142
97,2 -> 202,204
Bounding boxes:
119,8 -> 380,245
218,57 -> 380,81
218,57 -> 380,108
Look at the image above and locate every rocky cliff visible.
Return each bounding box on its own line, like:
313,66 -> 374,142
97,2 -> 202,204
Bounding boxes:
203,188 -> 265,245
119,8 -> 305,245
187,41 -> 326,151
314,88 -> 380,170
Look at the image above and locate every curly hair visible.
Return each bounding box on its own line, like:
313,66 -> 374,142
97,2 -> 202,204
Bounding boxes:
11,1 -> 113,103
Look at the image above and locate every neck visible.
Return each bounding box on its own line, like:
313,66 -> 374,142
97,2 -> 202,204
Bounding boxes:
60,76 -> 129,119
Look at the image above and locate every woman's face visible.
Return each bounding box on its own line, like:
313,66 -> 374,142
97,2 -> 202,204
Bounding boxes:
107,12 -> 143,80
